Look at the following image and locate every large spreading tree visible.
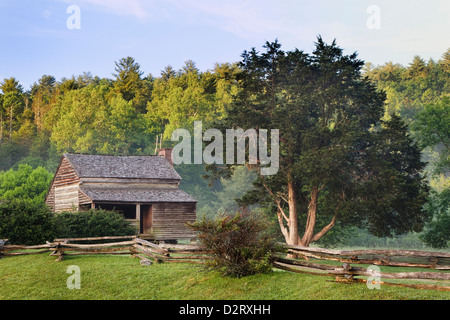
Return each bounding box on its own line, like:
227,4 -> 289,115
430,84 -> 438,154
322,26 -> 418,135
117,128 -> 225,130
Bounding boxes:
217,38 -> 429,247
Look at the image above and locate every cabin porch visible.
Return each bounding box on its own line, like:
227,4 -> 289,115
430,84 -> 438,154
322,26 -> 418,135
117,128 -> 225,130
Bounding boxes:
90,201 -> 196,242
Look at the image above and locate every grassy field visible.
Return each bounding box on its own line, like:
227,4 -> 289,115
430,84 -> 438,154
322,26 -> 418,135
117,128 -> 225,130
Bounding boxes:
0,253 -> 449,300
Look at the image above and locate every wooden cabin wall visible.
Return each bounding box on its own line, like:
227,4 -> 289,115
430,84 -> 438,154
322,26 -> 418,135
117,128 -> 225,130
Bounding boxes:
54,184 -> 79,212
46,157 -> 81,212
78,190 -> 92,206
152,203 -> 197,240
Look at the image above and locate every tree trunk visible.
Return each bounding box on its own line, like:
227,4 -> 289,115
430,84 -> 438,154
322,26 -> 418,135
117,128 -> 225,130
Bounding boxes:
287,181 -> 298,246
259,172 -> 336,249
299,186 -> 319,247
0,113 -> 3,142
9,105 -> 13,139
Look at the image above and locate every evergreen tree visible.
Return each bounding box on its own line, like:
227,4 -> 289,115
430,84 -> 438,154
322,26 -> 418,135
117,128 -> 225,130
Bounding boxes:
161,65 -> 176,81
407,56 -> 427,78
113,57 -> 149,112
214,38 -> 429,246
0,78 -> 24,139
440,48 -> 450,73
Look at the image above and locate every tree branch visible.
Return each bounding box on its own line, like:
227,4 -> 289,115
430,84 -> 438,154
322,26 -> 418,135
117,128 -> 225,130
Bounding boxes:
277,210 -> 289,241
311,202 -> 341,242
255,166 -> 289,224
311,214 -> 337,242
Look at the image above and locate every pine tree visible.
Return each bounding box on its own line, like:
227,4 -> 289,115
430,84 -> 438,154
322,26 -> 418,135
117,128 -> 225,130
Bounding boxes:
440,48 -> 450,73
407,55 -> 427,78
0,78 -> 24,139
113,57 -> 148,112
161,65 -> 176,81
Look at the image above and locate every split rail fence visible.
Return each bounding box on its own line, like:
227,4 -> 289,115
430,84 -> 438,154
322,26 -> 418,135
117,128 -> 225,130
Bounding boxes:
275,244 -> 450,291
1,237 -> 449,291
0,236 -> 209,265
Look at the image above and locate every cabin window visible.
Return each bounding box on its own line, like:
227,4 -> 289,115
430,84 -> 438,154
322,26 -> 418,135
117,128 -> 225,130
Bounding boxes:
96,203 -> 136,220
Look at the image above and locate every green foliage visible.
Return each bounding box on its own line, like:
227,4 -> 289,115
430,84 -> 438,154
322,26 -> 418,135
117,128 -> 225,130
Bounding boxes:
0,77 -> 25,141
48,85 -> 150,155
218,38 -> 428,245
363,51 -> 450,248
188,209 -> 279,277
364,55 -> 449,124
0,203 -> 136,245
353,115 -> 429,237
112,56 -> 150,112
0,164 -> 53,203
420,188 -> 450,249
411,97 -> 450,174
146,61 -> 240,142
0,199 -> 55,245
53,209 -> 137,238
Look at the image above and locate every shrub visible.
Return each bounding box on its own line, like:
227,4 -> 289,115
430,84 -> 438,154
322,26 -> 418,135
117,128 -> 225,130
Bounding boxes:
188,209 -> 279,278
54,209 -> 137,238
0,164 -> 53,203
0,199 -> 55,245
420,188 -> 450,249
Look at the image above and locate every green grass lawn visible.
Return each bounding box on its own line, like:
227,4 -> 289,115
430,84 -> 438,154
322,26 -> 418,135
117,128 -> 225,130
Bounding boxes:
0,253 -> 448,300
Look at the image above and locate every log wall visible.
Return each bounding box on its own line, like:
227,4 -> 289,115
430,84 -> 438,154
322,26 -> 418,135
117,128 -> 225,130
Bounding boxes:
152,202 -> 197,240
54,184 -> 79,212
46,157 -> 81,212
78,189 -> 92,206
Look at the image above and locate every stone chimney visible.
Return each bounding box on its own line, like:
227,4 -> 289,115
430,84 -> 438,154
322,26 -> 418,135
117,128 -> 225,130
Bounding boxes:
158,148 -> 173,166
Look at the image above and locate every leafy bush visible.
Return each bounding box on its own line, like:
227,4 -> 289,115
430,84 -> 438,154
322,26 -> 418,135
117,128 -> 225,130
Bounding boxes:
54,209 -> 137,238
0,199 -> 55,245
420,188 -> 450,249
188,209 -> 279,278
0,164 -> 53,204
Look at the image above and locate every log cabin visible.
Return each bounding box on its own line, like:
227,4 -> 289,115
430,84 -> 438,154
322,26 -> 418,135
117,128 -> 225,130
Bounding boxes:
45,150 -> 197,241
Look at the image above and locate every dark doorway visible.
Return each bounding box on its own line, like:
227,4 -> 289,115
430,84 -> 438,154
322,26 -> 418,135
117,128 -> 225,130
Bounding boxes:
141,205 -> 153,234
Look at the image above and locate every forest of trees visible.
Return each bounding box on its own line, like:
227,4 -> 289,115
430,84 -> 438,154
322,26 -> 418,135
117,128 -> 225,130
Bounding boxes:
0,40 -> 448,249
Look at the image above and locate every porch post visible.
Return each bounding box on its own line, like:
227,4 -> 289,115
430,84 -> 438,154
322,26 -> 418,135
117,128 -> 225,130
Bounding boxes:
136,204 -> 141,233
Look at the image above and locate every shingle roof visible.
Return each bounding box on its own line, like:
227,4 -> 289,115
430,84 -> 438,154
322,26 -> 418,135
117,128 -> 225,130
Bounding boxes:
64,153 -> 181,180
80,186 -> 197,203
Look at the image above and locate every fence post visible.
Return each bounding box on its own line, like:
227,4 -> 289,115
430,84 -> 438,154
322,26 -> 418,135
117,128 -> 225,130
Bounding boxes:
340,262 -> 355,282
0,239 -> 6,259
130,238 -> 137,256
55,243 -> 64,262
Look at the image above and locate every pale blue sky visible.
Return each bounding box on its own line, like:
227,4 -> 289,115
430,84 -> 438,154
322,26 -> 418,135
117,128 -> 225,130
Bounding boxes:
0,0 -> 449,90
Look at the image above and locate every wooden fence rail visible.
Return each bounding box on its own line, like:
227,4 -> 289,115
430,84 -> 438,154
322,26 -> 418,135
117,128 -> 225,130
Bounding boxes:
50,236 -> 138,261
1,237 -> 449,291
283,244 -> 450,270
0,237 -> 209,264
275,244 -> 450,291
1,239 -> 54,257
